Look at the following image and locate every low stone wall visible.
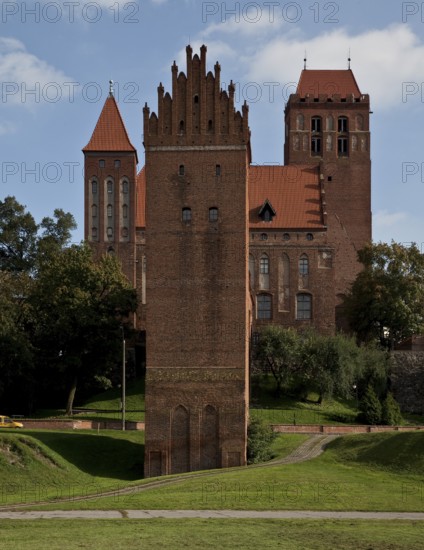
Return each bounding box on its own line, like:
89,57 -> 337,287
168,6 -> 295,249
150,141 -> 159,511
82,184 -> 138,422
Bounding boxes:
391,351 -> 424,414
19,419 -> 145,431
271,424 -> 424,434
16,420 -> 424,434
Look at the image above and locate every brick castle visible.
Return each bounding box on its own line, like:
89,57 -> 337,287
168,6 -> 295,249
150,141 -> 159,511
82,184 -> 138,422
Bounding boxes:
83,45 -> 371,476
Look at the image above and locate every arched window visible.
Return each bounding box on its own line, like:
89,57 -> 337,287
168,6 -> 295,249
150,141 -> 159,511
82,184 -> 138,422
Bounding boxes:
122,204 -> 128,219
260,255 -> 269,274
259,254 -> 270,290
338,116 -> 348,133
208,119 -> 213,133
107,180 -> 113,194
179,165 -> 185,176
107,227 -> 113,238
215,164 -> 221,176
179,120 -> 185,134
92,227 -> 97,238
91,204 -> 97,218
297,293 -> 312,320
311,116 -> 322,133
299,254 -> 309,275
91,180 -> 98,194
122,180 -> 129,193
209,207 -> 218,222
182,207 -> 191,222
257,294 -> 272,320
107,204 -> 113,218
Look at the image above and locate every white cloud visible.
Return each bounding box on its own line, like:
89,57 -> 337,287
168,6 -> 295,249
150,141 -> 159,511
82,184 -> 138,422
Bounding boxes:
0,37 -> 73,108
248,25 -> 424,110
201,22 -> 424,110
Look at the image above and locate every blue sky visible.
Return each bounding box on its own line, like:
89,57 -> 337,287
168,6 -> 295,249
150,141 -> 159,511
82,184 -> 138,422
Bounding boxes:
1,0 -> 424,246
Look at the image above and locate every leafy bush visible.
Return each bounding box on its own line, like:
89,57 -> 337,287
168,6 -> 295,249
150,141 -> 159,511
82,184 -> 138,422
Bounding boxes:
381,393 -> 403,425
358,385 -> 382,424
247,417 -> 276,464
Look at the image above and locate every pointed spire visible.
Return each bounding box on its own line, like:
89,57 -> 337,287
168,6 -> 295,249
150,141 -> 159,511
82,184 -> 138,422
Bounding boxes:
109,79 -> 114,97
83,95 -> 138,162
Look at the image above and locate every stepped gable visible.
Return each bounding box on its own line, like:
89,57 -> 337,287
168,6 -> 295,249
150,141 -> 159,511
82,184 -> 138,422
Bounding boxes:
135,167 -> 146,228
249,165 -> 325,230
83,95 -> 138,161
297,69 -> 362,99
143,44 -> 250,152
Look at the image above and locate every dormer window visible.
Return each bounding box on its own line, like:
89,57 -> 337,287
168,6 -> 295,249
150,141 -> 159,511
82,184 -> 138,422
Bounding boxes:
258,199 -> 276,223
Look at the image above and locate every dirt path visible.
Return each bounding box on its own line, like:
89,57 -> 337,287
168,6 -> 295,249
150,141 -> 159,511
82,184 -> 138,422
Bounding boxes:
1,510 -> 424,520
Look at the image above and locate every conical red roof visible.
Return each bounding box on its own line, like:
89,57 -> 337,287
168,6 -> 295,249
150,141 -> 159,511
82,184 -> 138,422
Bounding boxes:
83,95 -> 138,160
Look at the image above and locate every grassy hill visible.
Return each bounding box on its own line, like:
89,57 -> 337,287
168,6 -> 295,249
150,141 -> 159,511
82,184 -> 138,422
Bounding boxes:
0,430 -> 144,505
1,430 -> 424,512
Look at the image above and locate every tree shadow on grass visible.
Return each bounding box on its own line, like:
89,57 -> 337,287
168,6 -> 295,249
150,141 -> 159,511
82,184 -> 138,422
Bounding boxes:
24,431 -> 144,481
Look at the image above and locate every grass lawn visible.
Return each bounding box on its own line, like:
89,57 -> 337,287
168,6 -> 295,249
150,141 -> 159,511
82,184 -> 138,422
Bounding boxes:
0,430 -> 144,505
17,431 -> 424,513
0,519 -> 423,550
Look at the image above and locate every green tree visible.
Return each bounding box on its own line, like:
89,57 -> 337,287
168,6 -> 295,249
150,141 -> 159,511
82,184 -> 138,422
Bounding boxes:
0,197 -> 76,274
381,393 -> 403,425
299,331 -> 360,404
345,242 -> 424,348
0,196 -> 38,272
247,417 -> 276,464
255,326 -> 301,396
358,385 -> 382,425
29,244 -> 137,414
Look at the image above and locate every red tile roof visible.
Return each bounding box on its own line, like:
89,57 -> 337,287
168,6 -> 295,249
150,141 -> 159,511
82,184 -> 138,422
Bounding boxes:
83,96 -> 138,159
297,69 -> 361,98
136,167 -> 146,228
135,164 -> 324,230
249,165 -> 324,230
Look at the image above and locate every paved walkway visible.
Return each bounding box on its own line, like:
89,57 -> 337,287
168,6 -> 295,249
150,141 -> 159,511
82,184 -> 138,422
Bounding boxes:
1,510 -> 424,520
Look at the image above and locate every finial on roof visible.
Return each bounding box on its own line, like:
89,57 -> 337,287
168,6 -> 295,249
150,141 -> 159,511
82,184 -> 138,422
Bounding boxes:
303,51 -> 307,70
348,48 -> 351,69
109,79 -> 114,97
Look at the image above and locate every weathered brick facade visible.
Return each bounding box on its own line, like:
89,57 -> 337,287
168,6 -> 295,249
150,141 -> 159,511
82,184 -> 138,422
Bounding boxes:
83,47 -> 372,476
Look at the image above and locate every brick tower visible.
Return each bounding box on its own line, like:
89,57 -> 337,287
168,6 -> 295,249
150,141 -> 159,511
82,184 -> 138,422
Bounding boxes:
143,45 -> 251,476
284,68 -> 371,328
83,85 -> 138,287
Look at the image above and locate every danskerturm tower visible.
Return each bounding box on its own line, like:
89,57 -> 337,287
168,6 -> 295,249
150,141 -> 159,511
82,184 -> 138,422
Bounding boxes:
143,45 -> 251,476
